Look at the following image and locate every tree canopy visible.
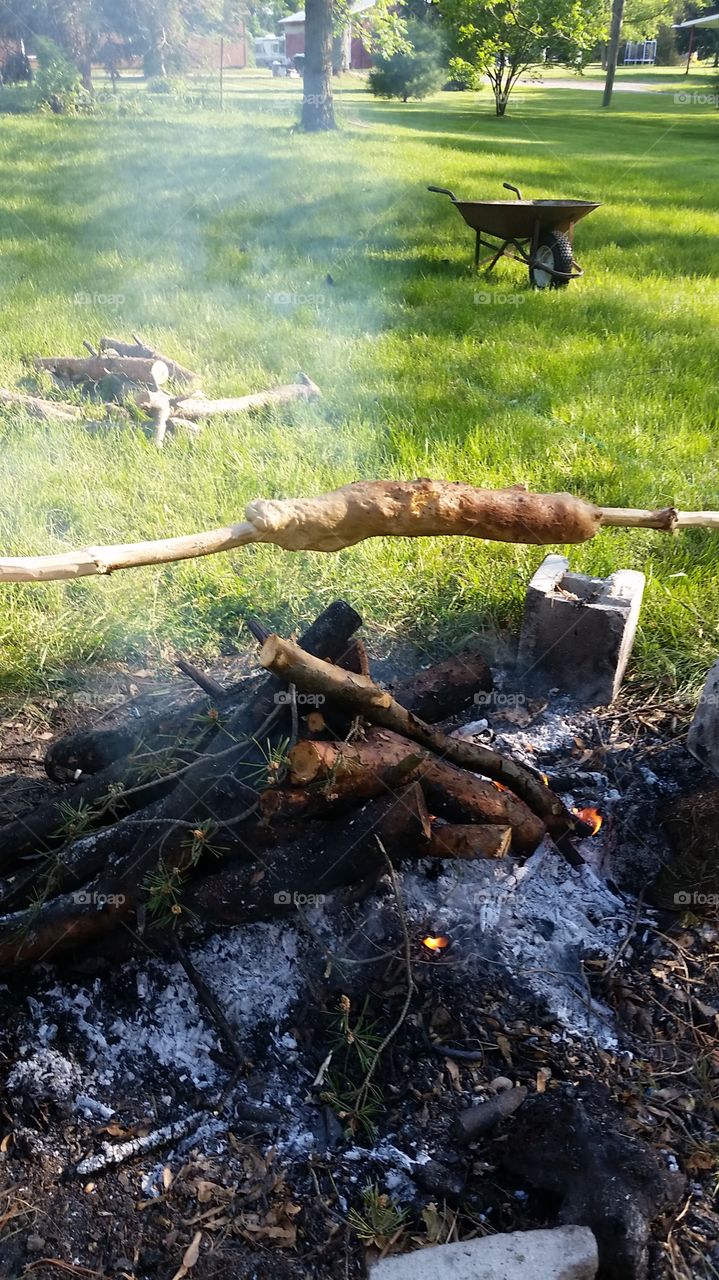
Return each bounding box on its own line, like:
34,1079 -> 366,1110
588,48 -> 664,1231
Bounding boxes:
437,0 -> 607,113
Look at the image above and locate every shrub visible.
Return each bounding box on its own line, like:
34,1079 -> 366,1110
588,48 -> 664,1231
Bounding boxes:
444,56 -> 481,90
368,20 -> 444,102
34,38 -> 92,114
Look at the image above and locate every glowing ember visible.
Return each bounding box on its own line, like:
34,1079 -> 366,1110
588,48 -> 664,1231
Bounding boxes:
540,773 -> 549,786
573,806 -> 603,835
492,780 -> 510,793
422,935 -> 449,952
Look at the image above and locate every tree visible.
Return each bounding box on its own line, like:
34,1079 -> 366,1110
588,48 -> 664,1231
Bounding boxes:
602,0 -> 625,106
302,0 -> 335,129
368,19 -> 443,100
438,0 -> 607,115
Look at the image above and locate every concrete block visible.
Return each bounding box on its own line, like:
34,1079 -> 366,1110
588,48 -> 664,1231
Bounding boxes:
369,1225 -> 598,1280
517,554 -> 645,706
688,658 -> 719,776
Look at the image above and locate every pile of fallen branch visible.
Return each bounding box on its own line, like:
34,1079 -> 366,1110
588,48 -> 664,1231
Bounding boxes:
0,334 -> 319,446
0,601 -> 592,970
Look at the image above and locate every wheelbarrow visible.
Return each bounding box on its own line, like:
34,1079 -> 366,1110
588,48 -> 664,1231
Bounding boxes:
428,182 -> 600,288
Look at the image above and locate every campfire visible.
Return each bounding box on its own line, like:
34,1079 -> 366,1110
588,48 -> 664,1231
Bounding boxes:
1,594 -> 716,1280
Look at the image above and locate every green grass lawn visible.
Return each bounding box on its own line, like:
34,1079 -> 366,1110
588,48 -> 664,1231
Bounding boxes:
0,74 -> 717,695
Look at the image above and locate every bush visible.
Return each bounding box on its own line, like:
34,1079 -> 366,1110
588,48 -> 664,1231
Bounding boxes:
444,56 -> 481,91
368,20 -> 444,102
147,76 -> 173,94
34,38 -> 92,114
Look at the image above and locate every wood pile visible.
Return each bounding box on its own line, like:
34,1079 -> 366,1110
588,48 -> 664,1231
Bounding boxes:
0,334 -> 319,446
0,601 -> 594,971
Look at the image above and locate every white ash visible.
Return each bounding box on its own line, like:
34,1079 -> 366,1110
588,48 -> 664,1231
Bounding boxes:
396,841 -> 630,1046
7,1046 -> 85,1115
8,921 -> 305,1116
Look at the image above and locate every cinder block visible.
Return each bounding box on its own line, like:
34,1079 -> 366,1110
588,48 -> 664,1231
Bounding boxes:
517,554 -> 645,706
688,658 -> 719,776
369,1225 -> 598,1280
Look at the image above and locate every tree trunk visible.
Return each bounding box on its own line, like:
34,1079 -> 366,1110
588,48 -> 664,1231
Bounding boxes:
302,0 -> 335,130
602,0 -> 626,108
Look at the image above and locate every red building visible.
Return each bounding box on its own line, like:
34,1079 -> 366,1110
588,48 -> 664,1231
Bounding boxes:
279,0 -> 375,70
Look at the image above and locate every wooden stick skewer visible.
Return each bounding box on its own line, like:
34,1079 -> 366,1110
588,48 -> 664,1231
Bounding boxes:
0,480 -> 716,585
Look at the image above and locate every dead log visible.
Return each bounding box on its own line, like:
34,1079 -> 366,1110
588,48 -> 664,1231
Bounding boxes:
171,375 -> 320,421
392,650 -> 493,722
428,823 -> 511,860
336,637 -> 370,677
184,787 -> 434,926
0,388 -> 81,422
420,759 -> 543,851
44,601 -> 362,784
35,355 -> 169,389
43,679 -> 255,783
455,1086 -> 527,1144
134,389 -> 172,447
174,656 -> 225,700
0,779 -> 422,967
260,636 -> 574,840
167,416 -> 203,437
100,336 -> 199,385
287,729 -> 426,800
284,731 -> 543,853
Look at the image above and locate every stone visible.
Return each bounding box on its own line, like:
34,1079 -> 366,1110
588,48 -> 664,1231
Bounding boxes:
369,1226 -> 598,1280
687,658 -> 719,776
502,1088 -> 684,1280
517,554 -> 645,706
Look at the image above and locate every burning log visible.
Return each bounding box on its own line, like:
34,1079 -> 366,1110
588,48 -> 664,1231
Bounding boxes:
170,374 -> 320,421
99,335 -> 199,385
283,729 -> 543,852
44,600 -> 361,784
336,637 -> 370,677
428,822 -> 511,860
184,786 -> 437,926
287,729 -> 426,800
420,759 -> 544,851
391,650 -> 493,722
43,675 -> 257,783
35,355 -> 169,389
259,635 -> 575,840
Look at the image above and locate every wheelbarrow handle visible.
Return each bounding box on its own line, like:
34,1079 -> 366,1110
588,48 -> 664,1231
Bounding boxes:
427,185 -> 457,200
503,182 -> 524,200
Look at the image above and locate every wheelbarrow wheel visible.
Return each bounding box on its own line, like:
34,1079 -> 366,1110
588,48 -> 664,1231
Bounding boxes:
530,230 -> 573,290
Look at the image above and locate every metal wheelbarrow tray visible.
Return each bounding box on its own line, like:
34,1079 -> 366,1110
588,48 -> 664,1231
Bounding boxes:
429,182 -> 600,288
